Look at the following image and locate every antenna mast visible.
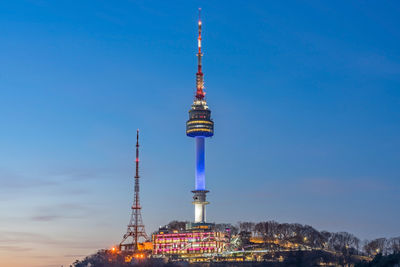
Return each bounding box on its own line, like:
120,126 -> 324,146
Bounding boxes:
196,8 -> 205,100
120,129 -> 149,251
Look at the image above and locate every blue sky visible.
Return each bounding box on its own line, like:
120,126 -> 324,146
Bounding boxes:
0,1 -> 399,266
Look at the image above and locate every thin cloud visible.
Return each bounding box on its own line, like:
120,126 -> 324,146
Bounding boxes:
0,230 -> 103,250
64,254 -> 87,258
44,166 -> 116,182
29,203 -> 93,222
0,166 -> 113,191
300,177 -> 396,196
0,170 -> 57,189
31,215 -> 63,222
0,231 -> 54,244
0,245 -> 33,252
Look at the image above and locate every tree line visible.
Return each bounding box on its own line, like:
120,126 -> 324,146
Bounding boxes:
162,220 -> 400,257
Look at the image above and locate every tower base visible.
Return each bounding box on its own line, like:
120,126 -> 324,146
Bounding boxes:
192,190 -> 209,223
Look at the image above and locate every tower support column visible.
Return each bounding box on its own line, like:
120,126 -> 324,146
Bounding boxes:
192,189 -> 209,223
195,137 -> 205,190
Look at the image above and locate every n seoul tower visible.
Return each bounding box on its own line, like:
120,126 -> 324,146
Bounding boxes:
186,9 -> 214,224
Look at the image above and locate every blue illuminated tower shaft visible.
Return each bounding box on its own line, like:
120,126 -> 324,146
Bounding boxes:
195,137 -> 205,190
186,10 -> 213,224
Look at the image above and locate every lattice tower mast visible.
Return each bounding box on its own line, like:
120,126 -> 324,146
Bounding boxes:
120,129 -> 149,251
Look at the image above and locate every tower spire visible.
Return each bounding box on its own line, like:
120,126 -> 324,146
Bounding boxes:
198,8 -> 202,55
196,8 -> 205,100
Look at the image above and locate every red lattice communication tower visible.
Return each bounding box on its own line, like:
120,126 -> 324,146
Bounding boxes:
120,129 -> 149,251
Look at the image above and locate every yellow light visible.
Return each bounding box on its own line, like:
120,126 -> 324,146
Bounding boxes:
187,120 -> 213,125
186,128 -> 213,133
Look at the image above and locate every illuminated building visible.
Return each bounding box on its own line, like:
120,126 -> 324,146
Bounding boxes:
152,227 -> 228,257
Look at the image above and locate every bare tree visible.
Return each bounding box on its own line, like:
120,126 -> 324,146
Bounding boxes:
363,238 -> 387,256
166,220 -> 187,231
388,237 -> 400,254
239,221 -> 255,234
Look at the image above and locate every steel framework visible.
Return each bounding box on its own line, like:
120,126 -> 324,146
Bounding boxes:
120,129 -> 149,251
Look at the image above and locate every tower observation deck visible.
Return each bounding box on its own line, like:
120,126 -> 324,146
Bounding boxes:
186,9 -> 214,224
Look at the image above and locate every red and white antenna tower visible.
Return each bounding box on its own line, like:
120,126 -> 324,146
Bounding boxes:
120,129 -> 149,251
196,8 -> 206,100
